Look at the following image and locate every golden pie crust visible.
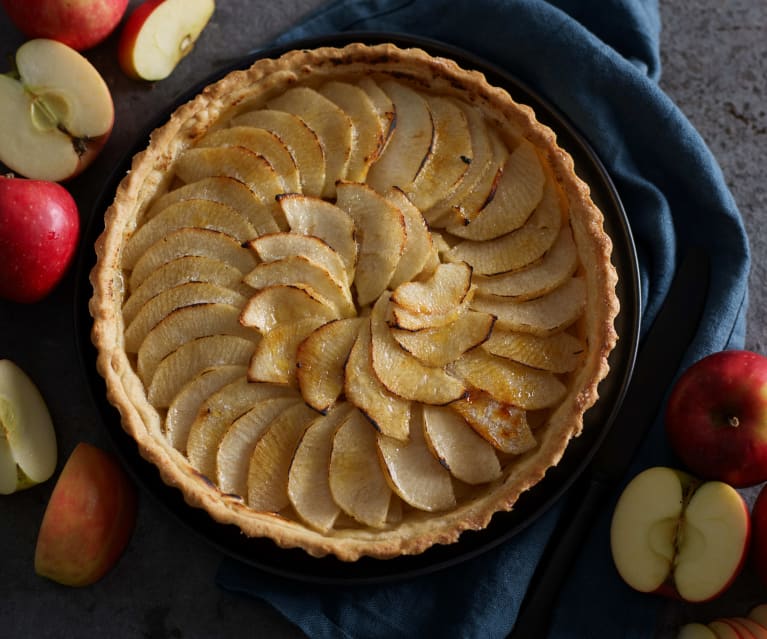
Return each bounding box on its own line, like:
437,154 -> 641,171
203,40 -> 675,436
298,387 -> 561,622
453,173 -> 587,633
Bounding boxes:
90,43 -> 619,561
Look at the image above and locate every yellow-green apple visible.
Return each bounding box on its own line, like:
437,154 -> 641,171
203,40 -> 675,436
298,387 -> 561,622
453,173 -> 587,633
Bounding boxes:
610,466 -> 750,603
34,442 -> 137,587
0,175 -> 80,303
0,359 -> 57,494
118,0 -> 215,81
665,350 -> 767,488
0,0 -> 129,51
0,39 -> 114,182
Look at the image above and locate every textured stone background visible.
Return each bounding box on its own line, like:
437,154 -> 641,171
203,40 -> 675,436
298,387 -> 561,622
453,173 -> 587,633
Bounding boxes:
0,1 -> 764,637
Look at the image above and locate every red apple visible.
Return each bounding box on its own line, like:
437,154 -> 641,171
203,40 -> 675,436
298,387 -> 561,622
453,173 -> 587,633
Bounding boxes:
610,466 -> 750,603
0,39 -> 114,182
0,175 -> 80,303
118,0 -> 215,81
1,0 -> 129,51
665,350 -> 767,488
34,442 -> 137,587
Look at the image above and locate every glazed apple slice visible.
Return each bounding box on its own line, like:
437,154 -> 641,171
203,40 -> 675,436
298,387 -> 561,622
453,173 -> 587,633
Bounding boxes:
385,188 -> 434,289
239,285 -> 339,333
0,38 -> 113,181
473,225 -> 577,300
482,329 -> 585,373
146,335 -> 256,408
268,87 -> 353,198
118,0 -> 215,81
288,403 -> 353,532
277,194 -> 358,280
447,178 -> 562,275
448,139 -> 546,240
335,181 -> 406,306
319,81 -> 385,181
196,126 -> 300,193
366,80 -> 434,195
377,406 -> 456,512
422,405 -> 501,485
122,198 -> 256,269
296,318 -> 363,413
230,109 -> 325,197
344,319 -> 411,441
128,227 -> 257,291
0,360 -> 57,495
164,364 -> 246,452
471,277 -> 587,336
388,288 -> 476,331
357,77 -> 396,147
390,262 -> 472,315
329,409 -> 393,529
246,402 -> 318,512
215,396 -> 299,498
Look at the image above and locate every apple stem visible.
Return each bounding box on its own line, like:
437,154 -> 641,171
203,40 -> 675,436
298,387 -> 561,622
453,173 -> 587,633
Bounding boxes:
727,415 -> 740,428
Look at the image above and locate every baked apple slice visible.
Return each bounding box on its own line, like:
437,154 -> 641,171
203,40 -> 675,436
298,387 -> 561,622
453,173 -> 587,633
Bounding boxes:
239,285 -> 338,333
482,329 -> 585,373
385,187 -> 435,288
391,262 -> 473,315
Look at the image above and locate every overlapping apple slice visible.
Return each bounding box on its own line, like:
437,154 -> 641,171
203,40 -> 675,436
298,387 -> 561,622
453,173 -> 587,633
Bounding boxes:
472,224 -> 577,299
366,80 -> 434,195
357,77 -> 396,146
196,126 -> 301,193
267,87 -> 353,198
447,139 -> 546,240
230,109 -> 325,197
296,318 -> 363,413
122,198 -> 257,269
447,178 -> 562,275
129,227 -> 257,292
471,277 -> 586,335
385,187 -> 435,288
319,81 -> 385,182
370,293 -> 466,405
335,181 -> 406,306
391,262 -> 472,315
185,378 -> 294,480
329,408 -> 394,529
388,287 -> 476,331
239,285 -> 339,333
288,403 -> 354,531
422,405 -> 501,485
377,406 -> 456,512
483,329 -> 585,374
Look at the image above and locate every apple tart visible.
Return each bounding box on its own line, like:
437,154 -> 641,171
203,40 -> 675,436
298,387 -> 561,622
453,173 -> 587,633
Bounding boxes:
90,42 -> 619,560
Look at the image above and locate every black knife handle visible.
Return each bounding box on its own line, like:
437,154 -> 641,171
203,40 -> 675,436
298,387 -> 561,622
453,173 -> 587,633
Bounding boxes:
508,473 -> 612,638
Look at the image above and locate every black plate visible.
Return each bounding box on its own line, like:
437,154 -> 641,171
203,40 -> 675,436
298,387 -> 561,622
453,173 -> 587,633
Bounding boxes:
73,33 -> 641,585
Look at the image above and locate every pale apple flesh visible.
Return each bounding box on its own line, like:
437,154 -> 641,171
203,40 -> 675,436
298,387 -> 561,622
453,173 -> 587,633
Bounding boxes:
34,442 -> 137,587
610,466 -> 750,603
0,360 -> 57,495
0,39 -> 114,181
118,0 -> 215,81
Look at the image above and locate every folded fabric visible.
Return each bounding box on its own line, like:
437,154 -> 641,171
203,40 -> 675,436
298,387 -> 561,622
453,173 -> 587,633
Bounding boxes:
217,1 -> 751,637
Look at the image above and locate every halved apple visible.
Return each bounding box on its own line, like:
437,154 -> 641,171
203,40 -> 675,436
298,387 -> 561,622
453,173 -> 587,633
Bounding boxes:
230,109 -> 325,197
329,409 -> 393,528
239,284 -> 338,333
118,0 -> 215,81
0,39 -> 113,181
0,360 -> 57,494
482,329 -> 585,373
335,181 -> 407,306
610,466 -> 751,603
267,87 -> 352,198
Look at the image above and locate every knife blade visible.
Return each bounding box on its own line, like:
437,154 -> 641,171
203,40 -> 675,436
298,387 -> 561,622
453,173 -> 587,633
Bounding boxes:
509,246 -> 711,638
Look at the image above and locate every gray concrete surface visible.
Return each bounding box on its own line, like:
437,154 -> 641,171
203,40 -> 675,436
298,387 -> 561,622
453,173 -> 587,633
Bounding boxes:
0,1 -> 765,637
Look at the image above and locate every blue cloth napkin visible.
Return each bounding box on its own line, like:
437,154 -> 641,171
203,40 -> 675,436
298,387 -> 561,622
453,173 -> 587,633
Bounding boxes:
217,1 -> 751,637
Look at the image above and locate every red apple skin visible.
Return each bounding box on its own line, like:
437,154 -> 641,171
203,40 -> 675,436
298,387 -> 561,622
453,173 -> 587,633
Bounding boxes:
117,0 -> 164,79
1,0 -> 129,51
665,350 -> 767,488
0,176 -> 80,303
34,442 -> 137,587
750,483 -> 767,588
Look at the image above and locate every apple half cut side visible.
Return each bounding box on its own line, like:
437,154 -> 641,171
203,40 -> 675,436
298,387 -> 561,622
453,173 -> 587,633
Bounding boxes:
610,466 -> 750,603
118,0 -> 215,81
0,360 -> 57,494
0,39 -> 114,182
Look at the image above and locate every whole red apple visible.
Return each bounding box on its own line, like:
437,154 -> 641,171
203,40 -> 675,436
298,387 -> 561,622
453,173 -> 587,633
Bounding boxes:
1,0 -> 129,51
34,442 -> 137,587
0,175 -> 80,303
665,349 -> 767,487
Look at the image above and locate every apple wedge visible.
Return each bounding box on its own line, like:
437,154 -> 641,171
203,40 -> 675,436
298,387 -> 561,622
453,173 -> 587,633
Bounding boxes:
239,284 -> 338,333
0,39 -> 113,181
0,360 -> 57,494
357,77 -> 395,148
118,0 -> 215,81
610,466 -> 751,603
482,329 -> 585,373
391,262 -> 473,315
385,187 -> 434,289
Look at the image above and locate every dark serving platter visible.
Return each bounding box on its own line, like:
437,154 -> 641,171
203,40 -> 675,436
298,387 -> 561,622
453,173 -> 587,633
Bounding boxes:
73,32 -> 641,585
